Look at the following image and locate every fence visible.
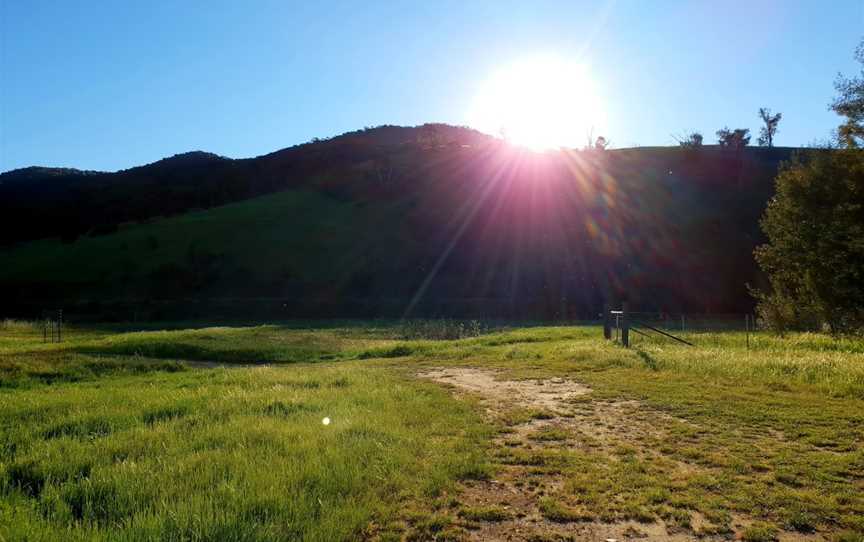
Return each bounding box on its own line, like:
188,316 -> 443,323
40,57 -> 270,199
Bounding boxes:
603,303 -> 757,348
41,309 -> 63,343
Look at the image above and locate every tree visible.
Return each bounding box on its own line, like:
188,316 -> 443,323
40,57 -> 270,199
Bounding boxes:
676,131 -> 703,148
754,148 -> 864,333
593,136 -> 609,151
584,130 -> 609,151
832,40 -> 864,148
757,108 -> 782,147
716,127 -> 750,150
754,41 -> 864,333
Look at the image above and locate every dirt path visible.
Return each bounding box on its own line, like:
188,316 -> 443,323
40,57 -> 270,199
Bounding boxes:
418,367 -> 824,542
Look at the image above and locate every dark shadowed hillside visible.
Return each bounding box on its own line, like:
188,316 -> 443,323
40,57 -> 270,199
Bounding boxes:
0,125 -> 797,320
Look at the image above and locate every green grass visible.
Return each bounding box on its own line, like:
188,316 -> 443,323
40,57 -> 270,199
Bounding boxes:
0,362 -> 491,540
0,188 -> 409,292
1,320 -> 864,539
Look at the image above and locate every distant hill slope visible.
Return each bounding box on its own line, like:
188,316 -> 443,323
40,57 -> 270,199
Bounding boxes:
0,125 -> 799,319
0,124 -> 490,245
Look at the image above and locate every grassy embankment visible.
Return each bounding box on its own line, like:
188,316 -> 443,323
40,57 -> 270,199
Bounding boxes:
1,319 -> 863,540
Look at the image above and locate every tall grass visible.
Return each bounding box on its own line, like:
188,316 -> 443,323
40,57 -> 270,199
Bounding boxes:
618,331 -> 864,397
2,322 -> 864,539
0,366 -> 491,540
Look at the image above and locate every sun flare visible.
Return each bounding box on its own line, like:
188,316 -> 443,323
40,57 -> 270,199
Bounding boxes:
468,55 -> 606,151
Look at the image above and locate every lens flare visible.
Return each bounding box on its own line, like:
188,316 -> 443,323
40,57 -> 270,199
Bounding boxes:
468,55 -> 607,150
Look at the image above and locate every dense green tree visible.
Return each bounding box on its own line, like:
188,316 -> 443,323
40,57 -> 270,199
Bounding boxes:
757,108 -> 782,147
832,40 -> 864,148
755,40 -> 864,333
754,148 -> 864,333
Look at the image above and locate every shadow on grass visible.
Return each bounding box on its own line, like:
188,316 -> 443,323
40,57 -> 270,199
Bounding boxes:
635,349 -> 660,371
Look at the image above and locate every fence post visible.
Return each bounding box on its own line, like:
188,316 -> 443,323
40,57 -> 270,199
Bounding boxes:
621,302 -> 630,348
745,314 -> 750,350
603,303 -> 611,340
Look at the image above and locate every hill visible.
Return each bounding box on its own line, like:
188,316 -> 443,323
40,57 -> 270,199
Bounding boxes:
0,125 -> 798,320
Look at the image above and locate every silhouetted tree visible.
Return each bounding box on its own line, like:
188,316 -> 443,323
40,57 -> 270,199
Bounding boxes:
584,128 -> 609,150
757,108 -> 782,147
832,39 -> 864,148
676,132 -> 703,148
716,127 -> 750,150
593,136 -> 609,151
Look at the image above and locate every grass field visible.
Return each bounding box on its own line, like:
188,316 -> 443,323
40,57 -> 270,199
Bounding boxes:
1,320 -> 863,541
0,188 -> 410,290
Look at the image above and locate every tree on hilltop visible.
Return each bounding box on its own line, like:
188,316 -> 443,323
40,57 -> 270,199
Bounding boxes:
757,108 -> 782,147
675,131 -> 703,148
832,40 -> 864,148
717,127 -> 751,150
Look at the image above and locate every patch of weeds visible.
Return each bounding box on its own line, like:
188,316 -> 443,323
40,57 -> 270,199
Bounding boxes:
496,407 -> 554,426
741,523 -> 779,542
336,426 -> 397,447
497,448 -> 564,467
659,506 -> 691,529
700,507 -> 732,533
42,417 -> 115,440
405,512 -> 459,541
538,497 -> 593,523
284,379 -> 321,389
459,506 -> 511,522
60,478 -> 132,524
143,404 -> 189,424
358,345 -> 414,359
505,348 -> 541,360
529,409 -> 556,420
774,470 -> 805,487
621,501 -> 655,523
327,376 -> 350,388
454,461 -> 493,481
784,508 -> 818,533
5,461 -> 46,497
636,349 -> 659,371
645,487 -> 671,505
263,401 -> 317,417
529,427 -> 569,441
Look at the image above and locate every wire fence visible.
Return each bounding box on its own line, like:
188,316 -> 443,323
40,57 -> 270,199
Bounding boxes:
605,307 -> 759,349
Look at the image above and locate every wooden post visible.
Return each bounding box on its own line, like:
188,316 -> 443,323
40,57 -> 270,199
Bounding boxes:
745,314 -> 750,350
621,302 -> 630,348
603,303 -> 611,340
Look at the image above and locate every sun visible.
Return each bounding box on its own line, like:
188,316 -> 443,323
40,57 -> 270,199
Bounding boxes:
468,55 -> 606,151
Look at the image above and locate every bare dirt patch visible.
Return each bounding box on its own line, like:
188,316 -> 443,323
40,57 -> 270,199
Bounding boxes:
416,367 -> 819,542
420,368 -> 591,412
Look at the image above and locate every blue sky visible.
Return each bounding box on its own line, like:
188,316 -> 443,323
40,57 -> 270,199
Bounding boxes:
2,0 -> 862,172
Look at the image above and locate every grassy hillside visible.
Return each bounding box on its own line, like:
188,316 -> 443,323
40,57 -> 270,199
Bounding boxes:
0,128 -> 800,319
0,189 -> 400,284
